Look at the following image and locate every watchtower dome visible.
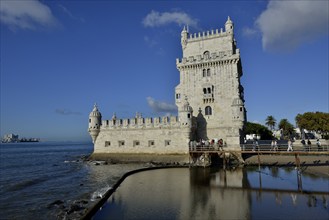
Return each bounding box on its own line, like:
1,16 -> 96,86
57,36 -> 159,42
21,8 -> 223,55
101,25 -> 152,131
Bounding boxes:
225,16 -> 234,34
179,96 -> 193,127
88,103 -> 102,143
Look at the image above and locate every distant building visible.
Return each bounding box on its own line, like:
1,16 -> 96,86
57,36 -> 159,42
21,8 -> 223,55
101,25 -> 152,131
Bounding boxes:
294,128 -> 320,139
2,134 -> 19,143
88,17 -> 247,160
1,134 -> 40,143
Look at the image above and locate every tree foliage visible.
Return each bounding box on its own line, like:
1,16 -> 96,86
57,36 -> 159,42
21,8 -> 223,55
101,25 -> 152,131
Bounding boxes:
295,112 -> 329,135
245,122 -> 273,140
278,119 -> 295,139
265,115 -> 276,130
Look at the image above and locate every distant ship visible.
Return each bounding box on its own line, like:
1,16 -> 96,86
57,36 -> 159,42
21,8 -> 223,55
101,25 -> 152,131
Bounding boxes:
1,134 -> 40,143
19,138 -> 40,143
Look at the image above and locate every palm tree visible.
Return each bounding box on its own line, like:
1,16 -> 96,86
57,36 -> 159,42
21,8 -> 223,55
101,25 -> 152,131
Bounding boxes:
278,119 -> 295,139
265,115 -> 276,131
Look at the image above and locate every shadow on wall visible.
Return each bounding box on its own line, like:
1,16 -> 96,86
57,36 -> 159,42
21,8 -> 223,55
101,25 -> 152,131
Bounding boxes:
196,110 -> 208,141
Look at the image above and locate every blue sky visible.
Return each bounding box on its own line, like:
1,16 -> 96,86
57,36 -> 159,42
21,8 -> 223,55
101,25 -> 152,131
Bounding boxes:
1,0 -> 328,141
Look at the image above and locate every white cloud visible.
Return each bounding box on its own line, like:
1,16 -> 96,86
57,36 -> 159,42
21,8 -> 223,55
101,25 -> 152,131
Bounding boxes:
255,0 -> 329,51
142,10 -> 198,29
146,97 -> 177,113
0,0 -> 57,31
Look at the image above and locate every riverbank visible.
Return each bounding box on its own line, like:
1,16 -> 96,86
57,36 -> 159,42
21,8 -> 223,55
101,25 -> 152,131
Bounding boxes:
89,153 -> 190,164
244,154 -> 329,177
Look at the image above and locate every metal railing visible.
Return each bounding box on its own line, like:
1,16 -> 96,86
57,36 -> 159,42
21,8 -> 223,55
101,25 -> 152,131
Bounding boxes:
240,144 -> 329,152
189,143 -> 329,152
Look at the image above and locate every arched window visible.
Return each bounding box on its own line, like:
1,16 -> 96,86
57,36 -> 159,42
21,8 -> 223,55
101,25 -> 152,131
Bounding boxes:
207,68 -> 211,76
202,69 -> 206,77
203,88 -> 207,94
204,51 -> 210,59
207,88 -> 211,94
205,106 -> 212,115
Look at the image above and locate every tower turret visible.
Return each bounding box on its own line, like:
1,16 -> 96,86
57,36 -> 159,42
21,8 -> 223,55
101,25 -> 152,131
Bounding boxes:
88,103 -> 102,143
179,96 -> 193,126
225,16 -> 234,35
231,98 -> 246,123
181,25 -> 188,50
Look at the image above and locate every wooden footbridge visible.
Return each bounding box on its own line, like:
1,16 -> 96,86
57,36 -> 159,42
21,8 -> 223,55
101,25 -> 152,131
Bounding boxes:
189,143 -> 329,168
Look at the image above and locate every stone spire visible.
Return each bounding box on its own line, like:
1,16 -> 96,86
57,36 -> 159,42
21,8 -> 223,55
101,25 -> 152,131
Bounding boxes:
181,25 -> 188,49
225,16 -> 234,34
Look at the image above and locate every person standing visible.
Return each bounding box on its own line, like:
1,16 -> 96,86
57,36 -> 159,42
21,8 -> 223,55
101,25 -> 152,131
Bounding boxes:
253,139 -> 258,152
301,139 -> 306,151
307,139 -> 312,151
287,139 -> 293,152
271,140 -> 275,151
316,139 -> 321,151
274,139 -> 278,151
218,139 -> 224,151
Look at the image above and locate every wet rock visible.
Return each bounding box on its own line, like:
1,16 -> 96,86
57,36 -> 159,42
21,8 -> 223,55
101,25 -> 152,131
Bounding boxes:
47,200 -> 64,209
67,203 -> 84,214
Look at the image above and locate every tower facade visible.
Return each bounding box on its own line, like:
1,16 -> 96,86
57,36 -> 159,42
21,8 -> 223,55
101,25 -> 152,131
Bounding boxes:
175,17 -> 246,149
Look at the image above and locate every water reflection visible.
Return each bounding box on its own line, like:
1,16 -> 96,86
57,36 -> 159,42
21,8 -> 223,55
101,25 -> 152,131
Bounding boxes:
93,167 -> 329,220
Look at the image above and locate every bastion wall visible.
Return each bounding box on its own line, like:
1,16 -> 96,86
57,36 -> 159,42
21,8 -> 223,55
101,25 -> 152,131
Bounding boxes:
93,116 -> 192,155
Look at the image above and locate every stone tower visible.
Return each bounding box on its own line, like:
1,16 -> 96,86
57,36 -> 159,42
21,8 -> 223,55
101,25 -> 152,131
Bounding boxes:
175,17 -> 246,149
88,103 -> 102,143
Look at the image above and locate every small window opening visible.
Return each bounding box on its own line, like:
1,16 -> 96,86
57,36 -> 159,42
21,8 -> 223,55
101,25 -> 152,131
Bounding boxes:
133,141 -> 140,147
205,106 -> 212,116
148,140 -> 155,147
165,140 -> 171,146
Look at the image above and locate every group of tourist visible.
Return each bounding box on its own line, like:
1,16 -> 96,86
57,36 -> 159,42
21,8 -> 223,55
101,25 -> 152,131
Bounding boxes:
189,138 -> 225,151
301,139 -> 322,151
269,139 -> 295,152
191,138 -> 323,152
251,138 -> 323,152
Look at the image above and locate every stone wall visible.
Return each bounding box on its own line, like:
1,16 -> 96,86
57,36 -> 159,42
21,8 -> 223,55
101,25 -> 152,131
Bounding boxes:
94,126 -> 192,155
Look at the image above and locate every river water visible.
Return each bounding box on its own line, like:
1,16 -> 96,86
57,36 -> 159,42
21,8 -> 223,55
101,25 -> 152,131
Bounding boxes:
0,142 -> 146,219
93,167 -> 329,220
0,142 -> 328,219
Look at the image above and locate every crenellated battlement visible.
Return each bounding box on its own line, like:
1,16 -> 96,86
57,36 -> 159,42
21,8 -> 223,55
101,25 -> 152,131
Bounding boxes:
187,28 -> 228,42
101,115 -> 185,130
176,49 -> 240,66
